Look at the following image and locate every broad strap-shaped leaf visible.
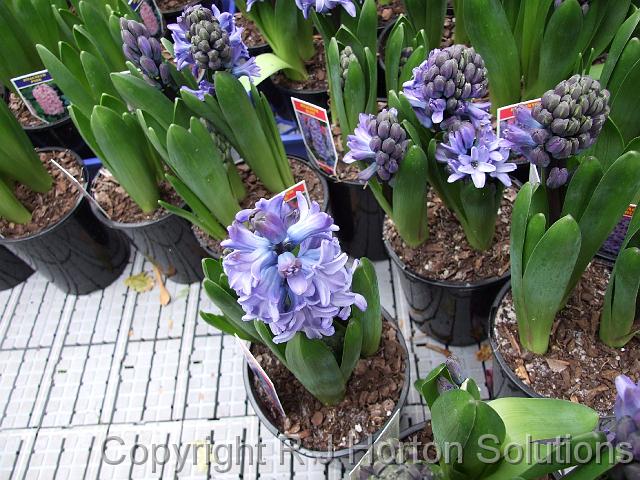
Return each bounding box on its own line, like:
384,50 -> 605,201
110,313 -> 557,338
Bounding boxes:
414,362 -> 453,409
202,278 -> 262,344
200,312 -> 254,341
326,37 -> 350,149
600,246 -> 640,347
561,156 -> 603,222
521,215 -> 582,354
588,0 -> 633,66
392,145 -> 429,248
459,182 -> 503,252
254,321 -> 287,366
581,118 -> 625,172
431,389 -> 506,478
600,7 -> 640,87
80,50 -> 118,100
350,258 -> 382,357
285,334 -> 346,406
0,178 -> 31,224
340,318 -> 362,380
462,0 -> 521,109
570,151 -> 640,293
523,213 -> 546,269
528,0 -> 583,97
610,55 -> 640,143
111,72 -> 175,130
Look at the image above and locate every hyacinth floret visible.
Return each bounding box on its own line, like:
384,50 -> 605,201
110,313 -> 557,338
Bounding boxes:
503,74 -> 610,188
436,121 -> 515,189
168,4 -> 259,97
608,375 -> 640,480
221,192 -> 366,343
343,108 -> 409,183
121,18 -> 170,89
402,44 -> 490,130
295,0 -> 356,19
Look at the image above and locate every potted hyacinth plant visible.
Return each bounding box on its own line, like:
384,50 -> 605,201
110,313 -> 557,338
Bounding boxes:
1,0 -> 139,156
200,192 -> 409,459
359,359 -> 630,480
0,99 -> 129,295
489,73 -> 640,417
346,44 -> 516,345
234,0 -> 325,120
108,6 -> 329,257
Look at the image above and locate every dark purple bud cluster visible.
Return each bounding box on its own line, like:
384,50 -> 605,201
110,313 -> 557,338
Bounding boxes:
120,18 -> 170,88
184,6 -> 232,72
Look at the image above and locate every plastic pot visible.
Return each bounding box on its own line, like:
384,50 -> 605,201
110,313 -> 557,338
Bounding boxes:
90,179 -> 208,284
0,246 -> 33,291
244,308 -> 410,463
386,238 -> 510,346
0,149 -> 130,295
317,172 -> 387,260
259,76 -> 329,122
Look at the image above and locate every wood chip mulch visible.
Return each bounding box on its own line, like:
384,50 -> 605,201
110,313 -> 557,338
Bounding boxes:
494,261 -> 640,416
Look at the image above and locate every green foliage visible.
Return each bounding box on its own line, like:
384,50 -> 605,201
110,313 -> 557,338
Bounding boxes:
383,16 -> 429,94
235,0 -> 314,81
510,152 -> 640,354
459,0 -> 630,107
402,0 -> 447,52
415,364 -> 609,480
200,257 -> 384,405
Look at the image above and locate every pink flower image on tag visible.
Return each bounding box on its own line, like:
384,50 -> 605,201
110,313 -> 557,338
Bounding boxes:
32,83 -> 64,116
140,1 -> 159,35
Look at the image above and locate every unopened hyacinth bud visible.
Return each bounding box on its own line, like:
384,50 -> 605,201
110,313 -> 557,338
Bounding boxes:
339,46 -> 357,88
183,7 -> 231,72
403,44 -> 490,129
120,18 -> 170,89
211,128 -> 233,163
343,108 -> 409,183
399,46 -> 414,68
445,355 -> 465,385
503,74 -> 610,188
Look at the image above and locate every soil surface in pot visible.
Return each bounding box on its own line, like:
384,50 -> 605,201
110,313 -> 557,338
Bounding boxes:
272,37 -> 327,91
493,261 -> 640,415
0,150 -> 82,239
385,187 -> 515,283
195,159 -> 325,254
251,321 -> 406,451
8,92 -> 48,128
92,173 -> 182,224
234,13 -> 267,48
377,0 -> 404,24
156,0 -> 193,12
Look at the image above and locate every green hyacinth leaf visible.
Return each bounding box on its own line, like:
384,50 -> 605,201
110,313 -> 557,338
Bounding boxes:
350,258 -> 382,357
561,156 -> 603,222
285,334 -> 346,406
521,215 -> 582,354
0,178 -> 31,224
340,317 -> 362,380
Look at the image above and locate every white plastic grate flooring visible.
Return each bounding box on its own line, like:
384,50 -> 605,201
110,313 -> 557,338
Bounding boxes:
0,252 -> 491,479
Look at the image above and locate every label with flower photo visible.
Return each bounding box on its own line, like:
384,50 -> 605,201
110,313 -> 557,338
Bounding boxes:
10,70 -> 70,124
496,98 -> 541,141
291,98 -> 339,176
234,335 -> 286,419
128,0 -> 164,37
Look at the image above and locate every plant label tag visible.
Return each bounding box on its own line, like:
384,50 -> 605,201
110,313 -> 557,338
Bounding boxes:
291,97 -> 339,176
625,204 -> 636,218
128,0 -> 164,38
348,409 -> 402,479
496,98 -> 541,140
234,335 -> 286,419
48,159 -> 110,219
279,180 -> 311,209
10,70 -> 70,124
600,204 -> 637,258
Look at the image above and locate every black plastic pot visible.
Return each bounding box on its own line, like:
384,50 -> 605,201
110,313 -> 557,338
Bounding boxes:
317,173 -> 387,260
386,238 -> 510,346
0,149 -> 130,295
90,179 -> 207,284
259,76 -> 329,122
244,308 -> 410,463
0,246 -> 33,291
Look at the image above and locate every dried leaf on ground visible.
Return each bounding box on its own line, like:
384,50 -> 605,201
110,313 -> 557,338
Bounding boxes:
124,272 -> 154,293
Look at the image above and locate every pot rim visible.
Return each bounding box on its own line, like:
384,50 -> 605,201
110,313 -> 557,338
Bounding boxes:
489,279 -> 617,421
0,147 -> 86,245
384,236 -> 511,290
243,307 -> 411,460
159,0 -> 200,15
267,72 -> 330,97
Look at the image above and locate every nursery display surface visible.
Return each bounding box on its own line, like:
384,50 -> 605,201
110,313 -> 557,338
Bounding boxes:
0,0 -> 639,478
